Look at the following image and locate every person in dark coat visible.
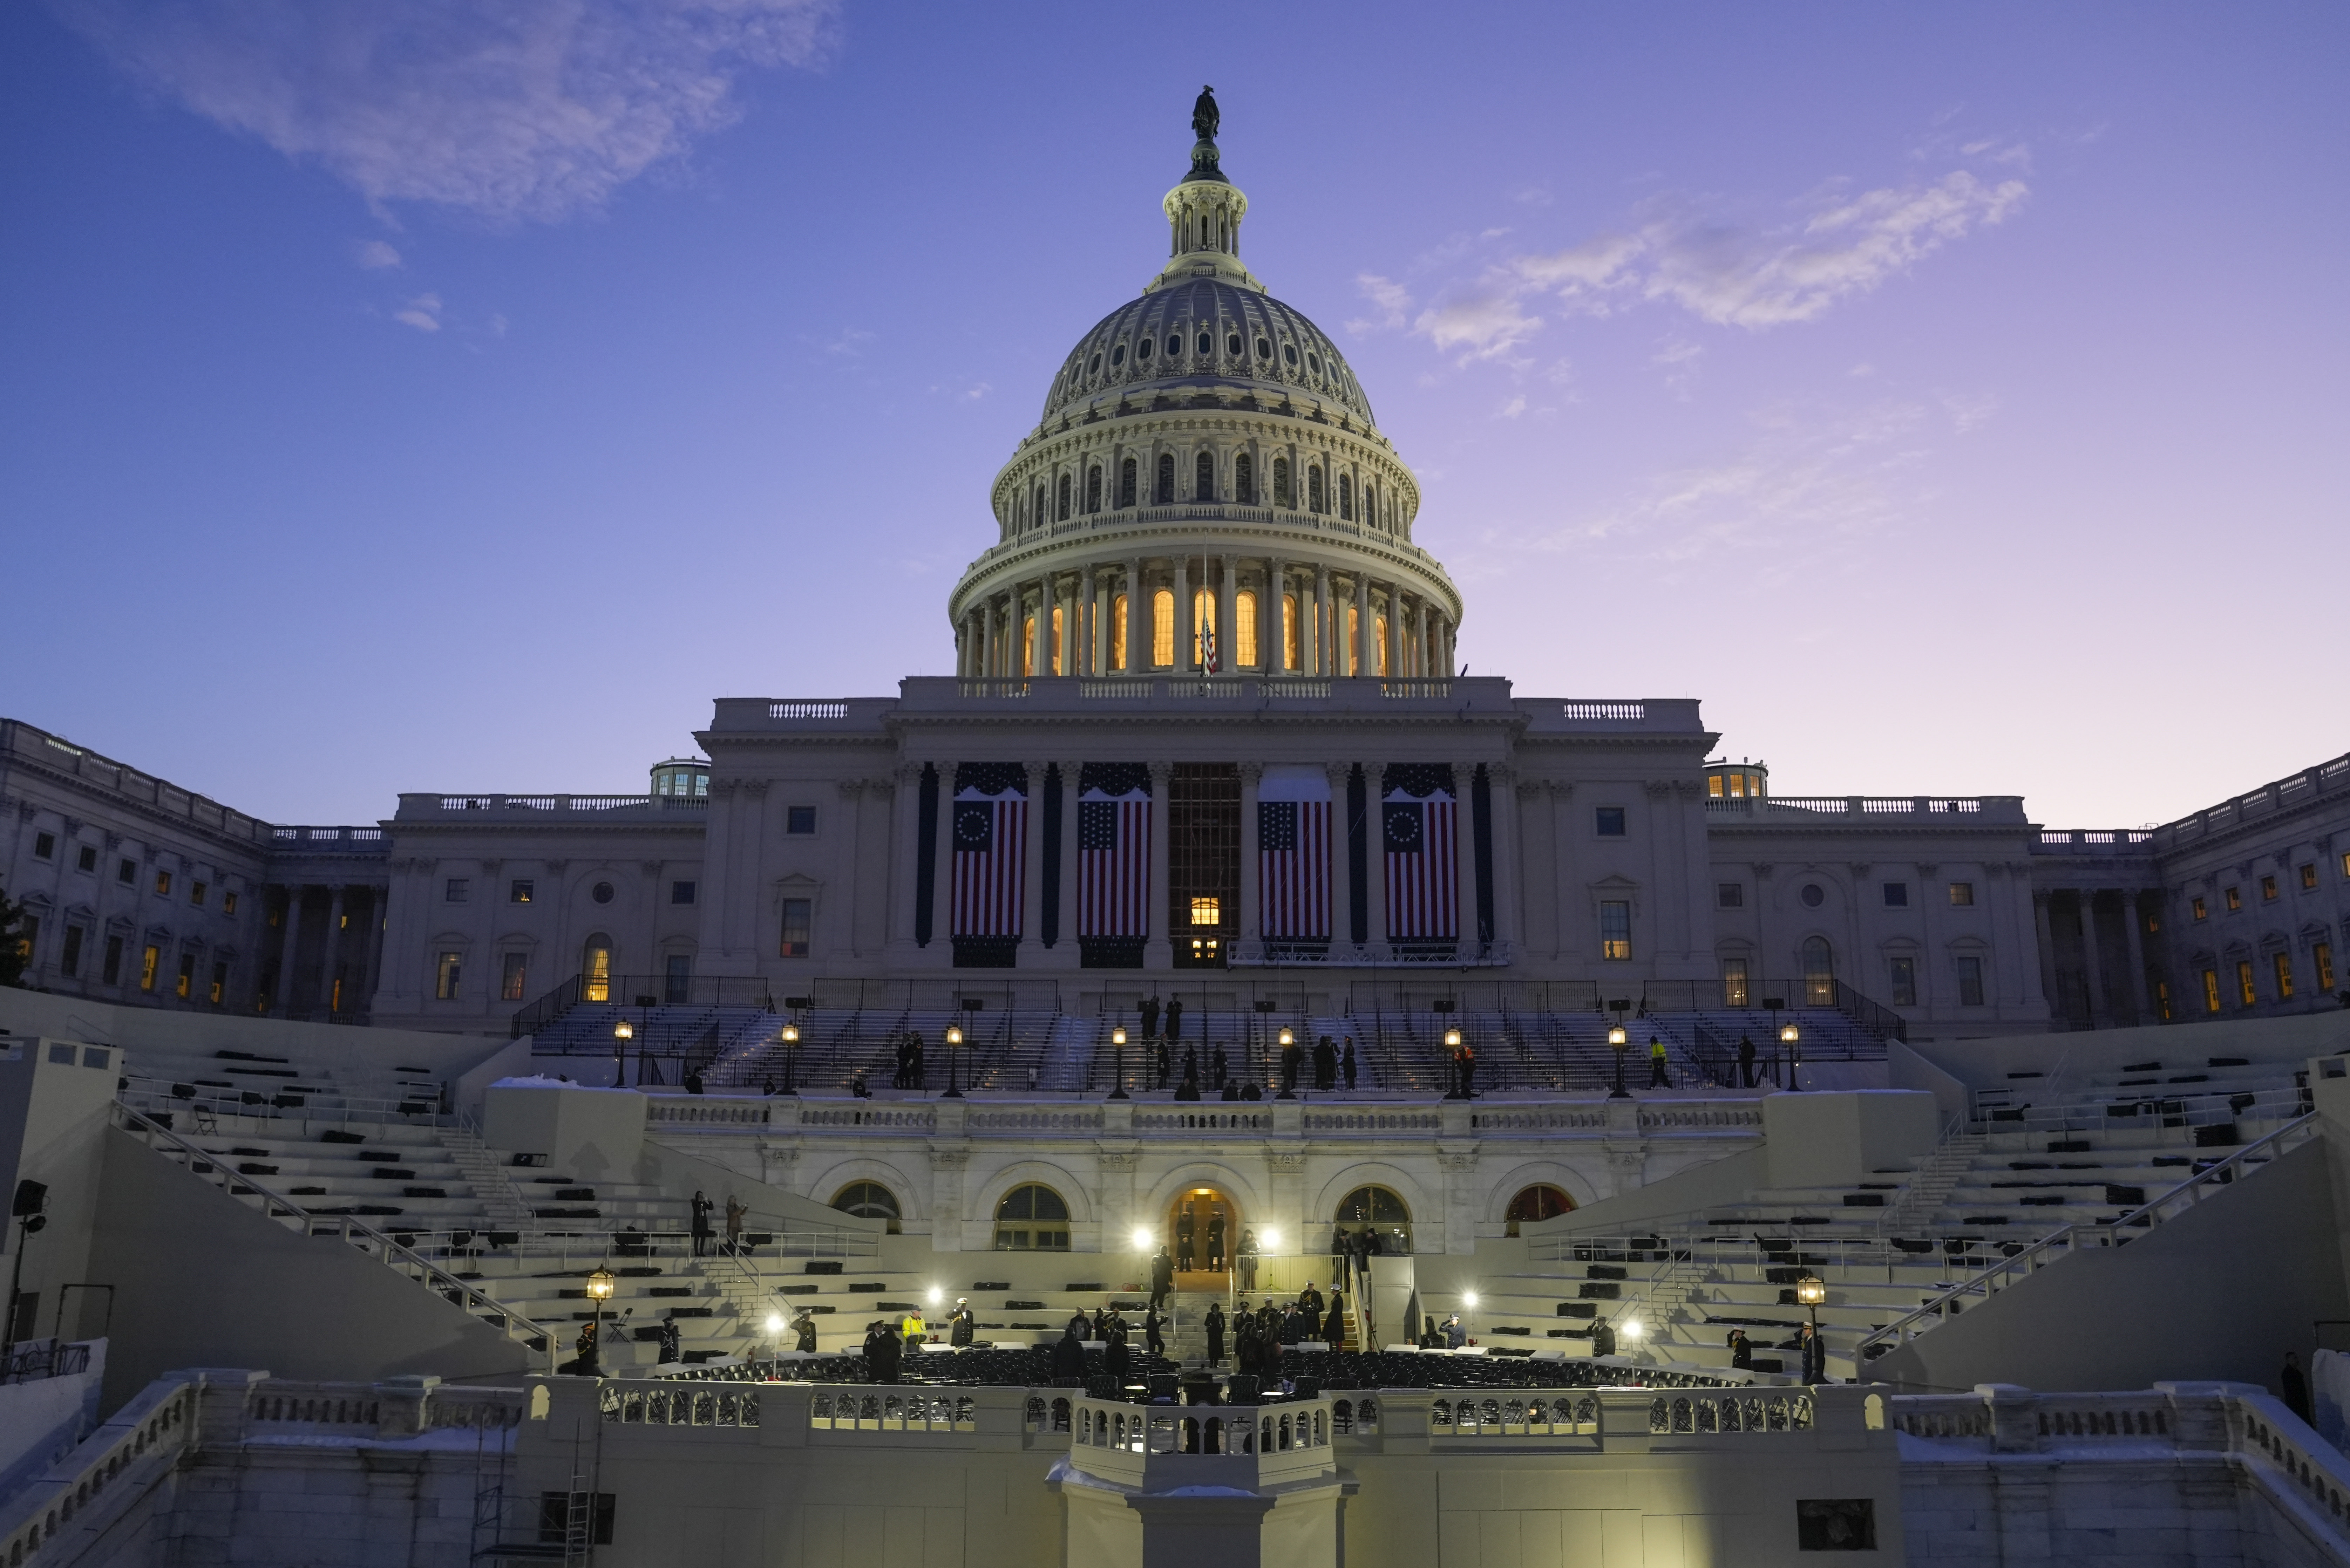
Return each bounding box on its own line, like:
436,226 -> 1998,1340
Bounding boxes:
1281,1303 -> 1307,1345
1103,1328 -> 1130,1390
1280,1037 -> 1303,1094
1234,1313 -> 1258,1374
949,1298 -> 976,1347
1797,1323 -> 1826,1384
1298,1281 -> 1324,1322
569,1320 -> 600,1377
1206,1211 -> 1227,1270
866,1321 -> 902,1384
1145,1304 -> 1165,1356
1180,1046 -> 1200,1096
1154,1039 -> 1171,1089
1728,1328 -> 1753,1370
1323,1291 -> 1345,1347
1210,1043 -> 1229,1090
690,1190 -> 714,1256
1235,1229 -> 1259,1291
1738,1034 -> 1757,1089
1139,995 -> 1161,1041
1204,1303 -> 1226,1366
1066,1309 -> 1092,1340
1149,1246 -> 1175,1311
1050,1324 -> 1087,1384
657,1318 -> 681,1363
794,1309 -> 819,1354
1091,1305 -> 1111,1341
2283,1351 -> 2312,1422
1176,1208 -> 1197,1270
1165,998 -> 1184,1043
1591,1319 -> 1616,1358
1312,1036 -> 1336,1090
908,1034 -> 925,1089
1342,1039 -> 1358,1091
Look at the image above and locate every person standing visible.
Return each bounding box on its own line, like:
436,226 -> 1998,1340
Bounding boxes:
1323,1289 -> 1345,1347
1206,1209 -> 1227,1271
1139,995 -> 1161,1042
1728,1328 -> 1753,1370
1150,1246 -> 1176,1312
1144,1303 -> 1165,1356
1737,1034 -> 1757,1089
1342,1039 -> 1358,1091
794,1308 -> 819,1355
1232,1311 -> 1255,1375
949,1298 -> 976,1347
901,1307 -> 927,1357
1176,1207 -> 1197,1272
1444,1313 -> 1467,1350
1298,1281 -> 1324,1322
572,1320 -> 600,1377
1103,1321 -> 1130,1390
1066,1308 -> 1092,1340
1648,1037 -> 1671,1089
1154,1038 -> 1171,1090
1051,1322 -> 1087,1384
1280,1035 -> 1303,1094
1797,1322 -> 1825,1384
1163,997 -> 1184,1046
1236,1228 -> 1259,1291
908,1032 -> 926,1090
725,1194 -> 746,1254
690,1190 -> 714,1256
1204,1302 -> 1226,1367
657,1318 -> 681,1364
1210,1042 -> 1229,1090
1313,1036 -> 1336,1091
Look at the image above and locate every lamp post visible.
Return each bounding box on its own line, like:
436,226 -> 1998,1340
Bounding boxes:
943,1024 -> 966,1099
612,1020 -> 633,1089
1443,1027 -> 1463,1099
1108,1027 -> 1129,1100
1780,1021 -> 1802,1090
6,1180 -> 48,1348
1795,1273 -> 1825,1377
1276,1027 -> 1295,1099
777,1023 -> 800,1095
585,1266 -> 616,1376
1607,1022 -> 1631,1100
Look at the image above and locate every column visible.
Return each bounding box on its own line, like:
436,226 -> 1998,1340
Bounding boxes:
1386,586 -> 1405,680
979,600 -> 995,679
1018,762 -> 1047,964
1416,598 -> 1432,678
1362,761 -> 1387,952
1268,557 -> 1289,674
319,884 -> 347,1015
1218,553 -> 1238,676
359,889 -> 388,1015
2032,892 -> 2059,1019
1054,759 -> 1083,967
1439,614 -> 1456,677
1354,574 -> 1374,679
2120,890 -> 2149,1024
275,885 -> 304,1011
1315,564 -> 1332,677
1326,763 -> 1356,954
1172,558 -> 1190,672
2074,891 -> 2107,1028
1081,565 -> 1098,676
1123,558 -> 1144,674
1238,763 -> 1263,948
1146,762 -> 1173,969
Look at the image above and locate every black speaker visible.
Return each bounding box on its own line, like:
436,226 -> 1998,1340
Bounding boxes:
12,1180 -> 46,1219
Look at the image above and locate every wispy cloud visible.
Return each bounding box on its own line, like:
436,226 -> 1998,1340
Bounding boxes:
53,0 -> 838,222
1345,273 -> 1412,335
353,238 -> 401,270
1365,164 -> 2027,362
393,293 -> 442,332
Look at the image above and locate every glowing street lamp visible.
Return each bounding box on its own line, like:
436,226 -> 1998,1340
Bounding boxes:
1276,1027 -> 1296,1099
942,1024 -> 966,1099
1780,1021 -> 1802,1090
613,1020 -> 633,1088
1108,1026 -> 1130,1100
585,1267 -> 616,1375
1607,1022 -> 1631,1100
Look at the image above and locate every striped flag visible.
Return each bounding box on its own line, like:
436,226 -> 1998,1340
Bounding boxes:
1258,763 -> 1330,939
1078,764 -> 1151,938
952,768 -> 1026,938
1383,765 -> 1458,941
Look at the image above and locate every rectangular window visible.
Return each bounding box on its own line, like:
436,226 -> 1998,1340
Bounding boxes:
780,898 -> 812,958
1889,956 -> 1917,1007
154,870 -> 172,896
445,877 -> 470,903
77,845 -> 97,873
664,954 -> 693,1004
117,858 -> 136,885
1947,881 -> 1974,906
501,952 -> 528,1002
2342,852 -> 2350,880
435,951 -> 462,1001
2237,960 -> 2256,1008
102,935 -> 124,985
209,961 -> 227,1005
671,881 -> 697,905
2201,968 -> 2221,1014
60,925 -> 84,978
787,807 -> 817,835
2225,886 -> 2242,911
1599,900 -> 1631,961
1721,959 -> 1749,1008
1717,882 -> 1743,909
2261,875 -> 2278,902
2304,864 -> 2321,891
190,881 -> 207,907
510,879 -> 534,904
33,831 -> 55,860
1883,882 -> 1909,908
2275,953 -> 2295,1000
2154,979 -> 2172,1022
1955,956 -> 1984,1008
15,916 -> 36,967
1595,806 -> 1626,837
2318,943 -> 2336,993
175,952 -> 194,998
140,944 -> 160,991
222,890 -> 238,915
2191,897 -> 2207,921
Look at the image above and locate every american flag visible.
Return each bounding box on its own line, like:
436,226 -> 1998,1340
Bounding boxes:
1383,765 -> 1458,941
1258,764 -> 1329,938
1078,766 -> 1151,938
953,773 -> 1026,938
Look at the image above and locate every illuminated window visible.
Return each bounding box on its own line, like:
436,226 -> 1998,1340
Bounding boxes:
2298,863 -> 2316,891
2260,875 -> 2278,902
1235,452 -> 1255,504
155,870 -> 172,896
1195,450 -> 1214,502
1600,900 -> 1631,961
1889,956 -> 1917,1007
1152,588 -> 1175,666
1022,613 -> 1035,677
2236,960 -> 2256,1007
1504,1185 -> 1573,1235
209,961 -> 226,1006
2201,968 -> 2221,1013
994,1184 -> 1070,1251
1721,958 -> 1749,1007
1236,589 -> 1258,667
1948,882 -> 1975,907
1375,613 -> 1389,676
174,953 -> 193,998
1955,956 -> 1984,1007
2191,897 -> 2207,921
2154,979 -> 2172,1021
1191,589 -> 1217,669
435,951 -> 462,1001
1052,604 -> 1066,674
1334,1185 -> 1412,1249
1282,592 -> 1300,670
582,939 -> 612,1003
1112,593 -> 1128,668
2225,887 -> 2242,912
1156,453 -> 1175,505
1190,897 -> 1222,927
190,881 -> 206,907
2274,953 -> 2295,1000
780,899 -> 812,958
511,880 -> 534,903
1118,457 -> 1137,507
2342,852 -> 2350,880
1345,604 -> 1359,673
1273,456 -> 1292,508
2316,943 -> 2335,993
140,944 -> 159,991
501,953 -> 528,1002
832,1181 -> 901,1232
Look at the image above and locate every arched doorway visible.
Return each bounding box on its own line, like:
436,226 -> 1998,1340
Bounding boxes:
1167,1186 -> 1239,1281
1504,1184 -> 1574,1237
1333,1185 -> 1411,1253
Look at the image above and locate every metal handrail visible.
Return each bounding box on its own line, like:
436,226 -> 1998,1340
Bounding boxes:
112,1102 -> 555,1365
1852,1112 -> 2320,1362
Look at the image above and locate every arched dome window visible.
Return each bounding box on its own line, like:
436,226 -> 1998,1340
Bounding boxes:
1334,1185 -> 1411,1250
1504,1185 -> 1574,1236
1803,938 -> 1835,1005
1089,353 -> 1101,376
1364,485 -> 1378,529
1282,343 -> 1298,367
1307,466 -> 1325,514
1118,458 -> 1137,509
1171,333 -> 1184,357
995,1184 -> 1070,1251
1111,343 -> 1126,367
582,935 -> 614,1003
1255,336 -> 1270,361
1111,593 -> 1128,668
1135,337 -> 1151,363
1346,604 -> 1360,675
1308,352 -> 1322,375
1056,473 -> 1072,521
1152,589 -> 1175,667
1031,482 -> 1044,532
1155,454 -> 1175,506
1022,612 -> 1036,678
1236,590 -> 1259,668
1375,612 -> 1390,676
1227,331 -> 1242,356
1195,451 -> 1215,502
832,1181 -> 902,1233
1086,465 -> 1103,514
1272,458 -> 1292,509
1195,331 -> 1210,356
1235,453 -> 1255,505
1338,473 -> 1354,520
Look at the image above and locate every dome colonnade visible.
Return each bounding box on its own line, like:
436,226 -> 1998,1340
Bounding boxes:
948,118 -> 1460,685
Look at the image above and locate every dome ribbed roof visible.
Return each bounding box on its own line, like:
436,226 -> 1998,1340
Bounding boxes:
1040,278 -> 1375,427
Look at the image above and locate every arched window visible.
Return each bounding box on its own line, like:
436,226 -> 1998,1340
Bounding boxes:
994,1184 -> 1070,1251
1051,604 -> 1066,675
582,936 -> 613,1003
1346,604 -> 1360,675
1155,453 -> 1176,505
1802,937 -> 1835,1005
1307,466 -> 1325,513
1195,451 -> 1215,502
1504,1185 -> 1574,1236
1135,336 -> 1151,363
1118,458 -> 1137,509
1198,330 -> 1213,356
1192,589 -> 1216,670
1227,331 -> 1242,357
1030,483 -> 1042,531
1235,452 -> 1255,504
832,1181 -> 902,1233
1364,486 -> 1378,529
1111,343 -> 1125,367
1334,1185 -> 1412,1250
1376,614 -> 1390,677
1339,473 -> 1354,520
1111,593 -> 1128,669
1055,473 -> 1072,521
1236,589 -> 1258,668
1022,613 -> 1036,678
1086,466 -> 1103,514
1152,588 -> 1175,667
1283,592 -> 1300,671
1272,457 -> 1292,509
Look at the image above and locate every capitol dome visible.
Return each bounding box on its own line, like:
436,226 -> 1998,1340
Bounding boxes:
950,96 -> 1460,686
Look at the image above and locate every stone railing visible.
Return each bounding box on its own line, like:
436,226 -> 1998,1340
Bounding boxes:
1302,1109 -> 1444,1133
967,1108 -> 1107,1132
1064,1394 -> 1337,1491
599,1383 -> 762,1429
1703,795 -> 2029,824
0,1376 -> 199,1568
644,1098 -> 773,1127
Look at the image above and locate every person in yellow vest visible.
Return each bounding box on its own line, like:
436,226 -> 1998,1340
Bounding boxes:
1648,1036 -> 1671,1089
901,1309 -> 927,1354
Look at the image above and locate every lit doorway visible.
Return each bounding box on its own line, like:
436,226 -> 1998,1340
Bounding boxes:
1168,1186 -> 1239,1282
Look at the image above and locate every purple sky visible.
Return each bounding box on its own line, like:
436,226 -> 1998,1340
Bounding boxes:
4,2 -> 2343,830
